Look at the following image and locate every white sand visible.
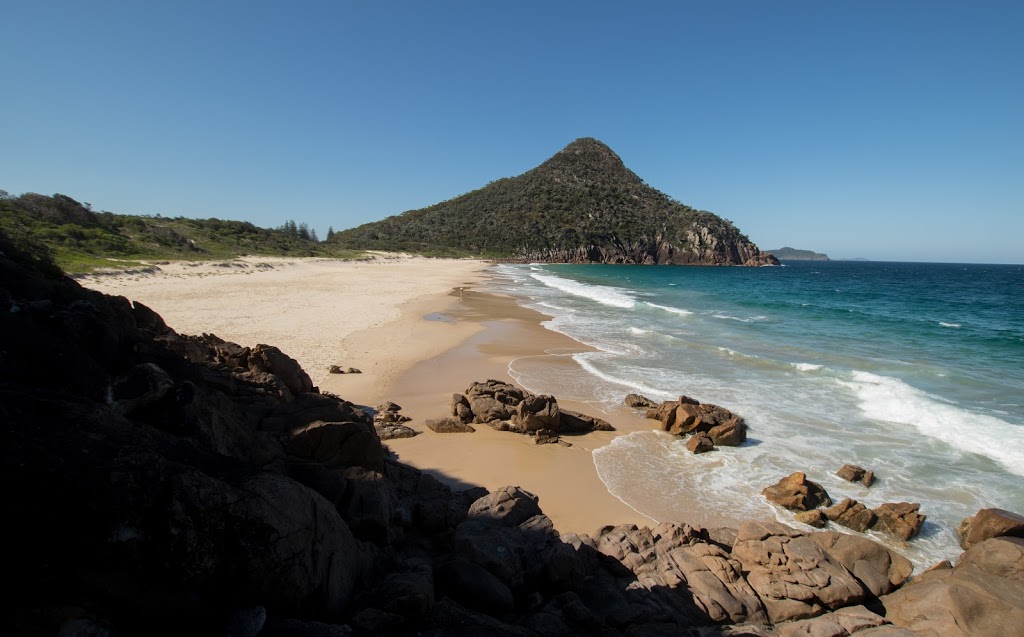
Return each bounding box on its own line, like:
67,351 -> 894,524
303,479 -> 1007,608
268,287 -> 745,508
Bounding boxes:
79,253 -> 489,392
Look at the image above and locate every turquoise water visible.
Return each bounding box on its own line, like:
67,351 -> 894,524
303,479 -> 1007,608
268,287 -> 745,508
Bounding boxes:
494,261 -> 1024,569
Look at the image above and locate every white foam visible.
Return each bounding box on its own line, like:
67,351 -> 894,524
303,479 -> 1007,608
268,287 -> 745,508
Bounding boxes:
529,272 -> 636,308
841,371 -> 1024,477
792,362 -> 823,371
646,302 -> 693,316
717,346 -> 759,360
939,322 -> 962,328
711,313 -> 766,323
573,354 -> 676,400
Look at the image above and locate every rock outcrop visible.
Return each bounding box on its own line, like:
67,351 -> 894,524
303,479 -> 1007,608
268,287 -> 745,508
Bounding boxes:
646,395 -> 748,453
449,379 -> 614,437
880,536 -> 1024,636
957,508 -> 1024,549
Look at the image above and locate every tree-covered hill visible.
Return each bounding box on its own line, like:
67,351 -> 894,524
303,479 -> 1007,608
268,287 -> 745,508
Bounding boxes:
0,191 -> 358,273
330,138 -> 777,266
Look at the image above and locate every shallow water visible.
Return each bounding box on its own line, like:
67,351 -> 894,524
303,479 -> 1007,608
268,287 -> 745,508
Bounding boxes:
493,261 -> 1024,569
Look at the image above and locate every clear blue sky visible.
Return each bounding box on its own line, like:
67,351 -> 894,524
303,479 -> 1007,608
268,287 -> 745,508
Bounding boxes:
3,1 -> 1022,263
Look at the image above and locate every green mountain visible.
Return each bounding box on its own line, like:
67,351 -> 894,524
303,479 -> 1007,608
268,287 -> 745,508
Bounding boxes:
331,138 -> 778,266
765,247 -> 830,261
0,192 -> 358,273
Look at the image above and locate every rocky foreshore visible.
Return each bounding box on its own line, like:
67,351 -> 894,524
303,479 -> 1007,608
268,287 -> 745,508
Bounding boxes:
2,242 -> 1023,636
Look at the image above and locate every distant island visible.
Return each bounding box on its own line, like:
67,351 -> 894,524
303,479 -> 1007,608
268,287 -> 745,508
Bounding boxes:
765,247 -> 830,261
332,138 -> 778,266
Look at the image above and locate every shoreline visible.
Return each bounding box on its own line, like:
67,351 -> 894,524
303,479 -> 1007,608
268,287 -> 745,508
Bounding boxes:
370,283 -> 660,534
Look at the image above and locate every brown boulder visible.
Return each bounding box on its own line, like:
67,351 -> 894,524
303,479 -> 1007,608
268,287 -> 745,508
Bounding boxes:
686,431 -> 715,454
808,531 -> 913,596
958,508 -> 1024,549
513,394 -> 559,432
468,394 -> 514,423
425,417 -> 476,433
707,417 -> 747,446
732,522 -> 867,623
646,400 -> 680,425
623,393 -> 656,409
560,409 -> 615,432
880,536 -> 1024,637
872,502 -> 925,541
374,423 -> 418,440
763,472 -> 832,511
824,498 -> 878,533
836,463 -> 875,487
451,393 -> 474,423
794,509 -> 828,528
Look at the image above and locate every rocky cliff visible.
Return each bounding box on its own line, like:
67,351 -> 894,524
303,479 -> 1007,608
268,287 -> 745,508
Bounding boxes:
3,231 -> 1021,637
332,138 -> 778,266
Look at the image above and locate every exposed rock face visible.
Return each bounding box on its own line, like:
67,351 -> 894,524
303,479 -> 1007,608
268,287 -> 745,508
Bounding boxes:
732,522 -> 867,623
880,536 -> 1024,636
773,605 -> 910,637
763,472 -> 832,511
958,507 -> 1024,549
836,463 -> 875,487
808,532 -> 913,597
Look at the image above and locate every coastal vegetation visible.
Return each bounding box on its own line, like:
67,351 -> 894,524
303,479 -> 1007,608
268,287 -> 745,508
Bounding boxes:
0,191 -> 361,273
330,138 -> 777,266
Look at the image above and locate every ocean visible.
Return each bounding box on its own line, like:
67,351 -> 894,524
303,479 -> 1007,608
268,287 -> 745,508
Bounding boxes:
492,260 -> 1024,569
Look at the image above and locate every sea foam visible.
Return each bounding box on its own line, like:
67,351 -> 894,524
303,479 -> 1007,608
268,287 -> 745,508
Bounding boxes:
842,371 -> 1024,477
529,272 -> 635,308
645,302 -> 693,316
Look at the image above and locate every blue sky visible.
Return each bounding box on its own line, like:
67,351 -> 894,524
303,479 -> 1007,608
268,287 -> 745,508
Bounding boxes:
3,1 -> 1022,263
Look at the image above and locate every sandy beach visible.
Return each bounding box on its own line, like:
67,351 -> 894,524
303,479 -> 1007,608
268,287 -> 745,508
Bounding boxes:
80,253 -> 655,535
